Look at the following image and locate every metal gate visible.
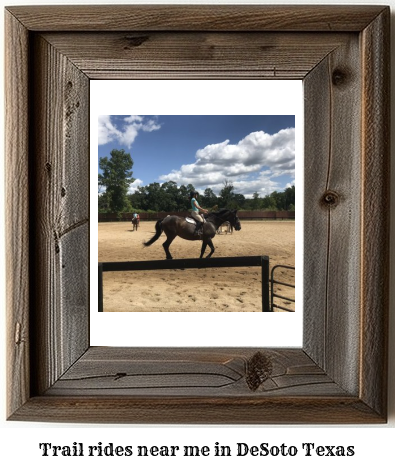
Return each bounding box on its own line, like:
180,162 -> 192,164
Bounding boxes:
270,265 -> 295,312
99,256 -> 270,312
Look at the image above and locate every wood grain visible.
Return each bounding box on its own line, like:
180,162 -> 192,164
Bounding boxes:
42,32 -> 351,80
11,350 -> 382,424
304,35 -> 362,395
5,10 -> 30,418
46,347 -> 344,397
29,34 -> 90,395
10,396 -> 384,425
5,5 -> 390,424
5,5 -> 386,32
360,9 -> 390,418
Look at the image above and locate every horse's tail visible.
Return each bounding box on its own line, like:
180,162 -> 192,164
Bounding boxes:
143,219 -> 163,247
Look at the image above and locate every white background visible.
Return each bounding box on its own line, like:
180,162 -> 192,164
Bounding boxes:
90,79 -> 304,347
1,0 -> 394,469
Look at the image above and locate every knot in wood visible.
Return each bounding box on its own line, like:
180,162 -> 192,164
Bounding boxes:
123,35 -> 149,48
332,68 -> 348,87
15,322 -> 22,345
246,351 -> 273,391
321,190 -> 340,208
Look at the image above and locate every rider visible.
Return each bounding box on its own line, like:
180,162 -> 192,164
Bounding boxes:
190,191 -> 208,236
132,212 -> 139,227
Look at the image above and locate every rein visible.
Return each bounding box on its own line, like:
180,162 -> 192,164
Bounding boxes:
205,211 -> 235,228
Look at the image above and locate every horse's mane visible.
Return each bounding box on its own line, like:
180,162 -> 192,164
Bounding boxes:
206,208 -> 232,219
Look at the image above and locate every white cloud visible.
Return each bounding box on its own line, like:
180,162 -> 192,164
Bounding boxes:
98,115 -> 122,145
142,119 -> 161,132
159,128 -> 295,197
98,115 -> 161,148
128,178 -> 144,194
124,115 -> 143,123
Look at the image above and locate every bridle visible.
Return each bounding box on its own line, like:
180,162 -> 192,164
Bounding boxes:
206,210 -> 238,228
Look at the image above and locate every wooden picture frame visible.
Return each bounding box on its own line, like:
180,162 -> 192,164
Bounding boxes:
5,5 -> 389,423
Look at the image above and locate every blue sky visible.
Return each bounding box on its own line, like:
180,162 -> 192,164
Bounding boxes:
98,115 -> 295,198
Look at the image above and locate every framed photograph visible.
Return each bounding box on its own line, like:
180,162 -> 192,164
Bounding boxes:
92,81 -> 302,348
5,5 -> 389,423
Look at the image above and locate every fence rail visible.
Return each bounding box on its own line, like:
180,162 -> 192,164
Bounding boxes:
98,211 -> 295,222
98,256 -> 270,312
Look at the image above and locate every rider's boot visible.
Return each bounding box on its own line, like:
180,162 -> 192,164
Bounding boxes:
195,221 -> 204,237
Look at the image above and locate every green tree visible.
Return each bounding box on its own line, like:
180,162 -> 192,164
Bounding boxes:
251,191 -> 261,210
261,194 -> 277,211
128,188 -> 144,210
201,188 -> 218,209
98,192 -> 111,213
98,149 -> 135,213
271,191 -> 286,211
161,181 -> 179,211
177,184 -> 193,210
233,193 -> 246,209
218,180 -> 235,208
284,185 -> 295,210
144,182 -> 162,211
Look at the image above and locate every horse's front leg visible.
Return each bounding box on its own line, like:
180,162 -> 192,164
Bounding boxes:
163,235 -> 176,260
206,238 -> 215,258
200,241 -> 207,258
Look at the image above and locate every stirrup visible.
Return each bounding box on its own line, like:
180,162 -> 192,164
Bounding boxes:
195,224 -> 203,236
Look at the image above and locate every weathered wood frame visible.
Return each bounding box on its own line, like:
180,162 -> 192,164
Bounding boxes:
5,5 -> 389,423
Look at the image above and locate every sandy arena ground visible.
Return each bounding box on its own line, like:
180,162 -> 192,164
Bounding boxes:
98,220 -> 295,312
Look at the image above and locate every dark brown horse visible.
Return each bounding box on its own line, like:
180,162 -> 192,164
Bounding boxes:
143,209 -> 241,259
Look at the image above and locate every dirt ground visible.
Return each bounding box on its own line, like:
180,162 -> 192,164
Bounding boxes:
98,220 -> 295,312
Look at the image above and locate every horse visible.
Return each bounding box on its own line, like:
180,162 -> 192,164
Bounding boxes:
131,216 -> 139,231
217,221 -> 233,235
143,208 -> 241,259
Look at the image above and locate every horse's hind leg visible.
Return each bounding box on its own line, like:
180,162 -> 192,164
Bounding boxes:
206,238 -> 215,258
163,235 -> 176,259
200,241 -> 208,258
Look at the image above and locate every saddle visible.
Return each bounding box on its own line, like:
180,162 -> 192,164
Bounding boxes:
185,215 -> 206,225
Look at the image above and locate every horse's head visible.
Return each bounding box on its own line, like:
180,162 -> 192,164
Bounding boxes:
208,208 -> 241,231
230,209 -> 241,231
